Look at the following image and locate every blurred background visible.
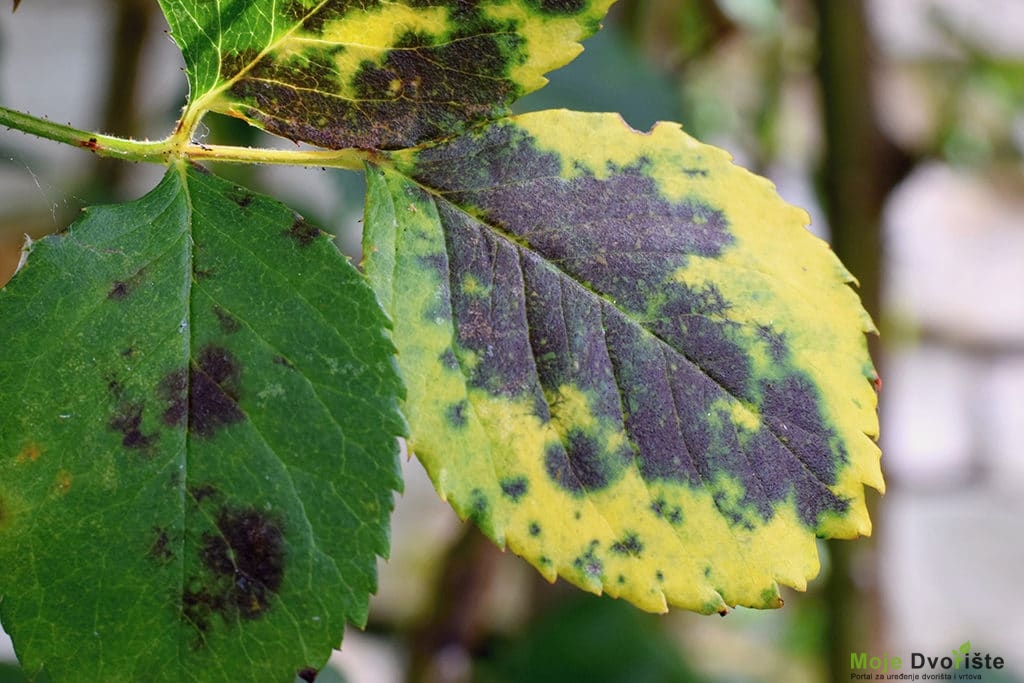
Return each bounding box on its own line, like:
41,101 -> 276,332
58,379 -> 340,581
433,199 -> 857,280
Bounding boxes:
2,0 -> 1024,681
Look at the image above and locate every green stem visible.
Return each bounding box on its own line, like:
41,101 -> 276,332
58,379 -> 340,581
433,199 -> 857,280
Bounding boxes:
185,143 -> 370,170
0,106 -> 369,170
0,106 -> 165,161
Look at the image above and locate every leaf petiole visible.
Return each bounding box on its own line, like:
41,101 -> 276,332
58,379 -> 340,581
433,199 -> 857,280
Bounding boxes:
0,105 -> 369,170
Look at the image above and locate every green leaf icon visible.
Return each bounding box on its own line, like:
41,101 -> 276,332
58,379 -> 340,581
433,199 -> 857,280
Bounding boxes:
960,641 -> 971,655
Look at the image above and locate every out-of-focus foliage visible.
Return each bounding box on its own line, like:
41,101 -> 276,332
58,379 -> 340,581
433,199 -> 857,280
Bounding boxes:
474,596 -> 703,683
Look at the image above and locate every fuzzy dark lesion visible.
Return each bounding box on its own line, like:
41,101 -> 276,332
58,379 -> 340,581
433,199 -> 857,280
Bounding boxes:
148,526 -> 175,563
534,0 -> 587,15
182,505 -> 287,635
108,401 -> 158,452
213,305 -> 242,334
286,217 -> 323,247
446,400 -> 468,428
107,280 -> 130,300
499,475 -> 529,501
573,539 -> 603,579
188,483 -> 219,505
160,345 -> 246,438
610,532 -> 644,557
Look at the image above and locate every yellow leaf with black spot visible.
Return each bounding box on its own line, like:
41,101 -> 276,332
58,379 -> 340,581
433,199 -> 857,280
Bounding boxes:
364,110 -> 882,614
159,0 -> 615,149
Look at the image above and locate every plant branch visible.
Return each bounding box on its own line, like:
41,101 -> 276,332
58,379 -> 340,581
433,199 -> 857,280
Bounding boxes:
0,106 -> 370,170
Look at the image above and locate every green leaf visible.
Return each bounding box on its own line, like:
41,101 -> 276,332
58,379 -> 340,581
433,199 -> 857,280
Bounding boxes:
960,641 -> 971,655
159,0 -> 615,149
363,110 -> 882,614
0,163 -> 404,681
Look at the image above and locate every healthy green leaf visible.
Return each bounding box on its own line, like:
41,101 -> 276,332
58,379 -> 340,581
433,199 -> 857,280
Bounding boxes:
0,163 -> 404,682
159,0 -> 615,149
363,110 -> 883,614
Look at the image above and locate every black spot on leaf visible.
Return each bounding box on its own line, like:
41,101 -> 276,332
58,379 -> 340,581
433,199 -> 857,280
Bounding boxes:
228,7 -> 520,148
447,400 -> 468,428
105,374 -> 123,398
188,484 -> 219,505
545,429 -> 618,494
416,128 -> 734,316
108,281 -> 130,300
161,345 -> 245,438
182,586 -> 221,637
649,498 -> 684,526
573,540 -> 603,579
544,444 -> 582,494
159,369 -> 188,427
213,306 -> 241,334
529,522 -> 541,536
183,506 -> 286,634
287,217 -> 321,247
189,346 -> 245,437
394,30 -> 434,50
534,0 -> 586,14
297,668 -> 318,682
149,527 -> 174,563
661,282 -> 730,319
761,375 -> 842,484
563,429 -> 620,489
758,324 -> 789,362
610,532 -> 644,557
468,488 -> 489,520
500,476 -> 528,501
651,315 -> 753,403
229,188 -> 254,208
442,212 -> 538,397
108,402 -> 157,452
439,348 -> 460,370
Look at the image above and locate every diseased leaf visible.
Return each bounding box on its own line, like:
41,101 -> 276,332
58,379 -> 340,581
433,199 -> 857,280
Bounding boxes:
363,110 -> 883,614
159,0 -> 614,149
0,163 -> 404,681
